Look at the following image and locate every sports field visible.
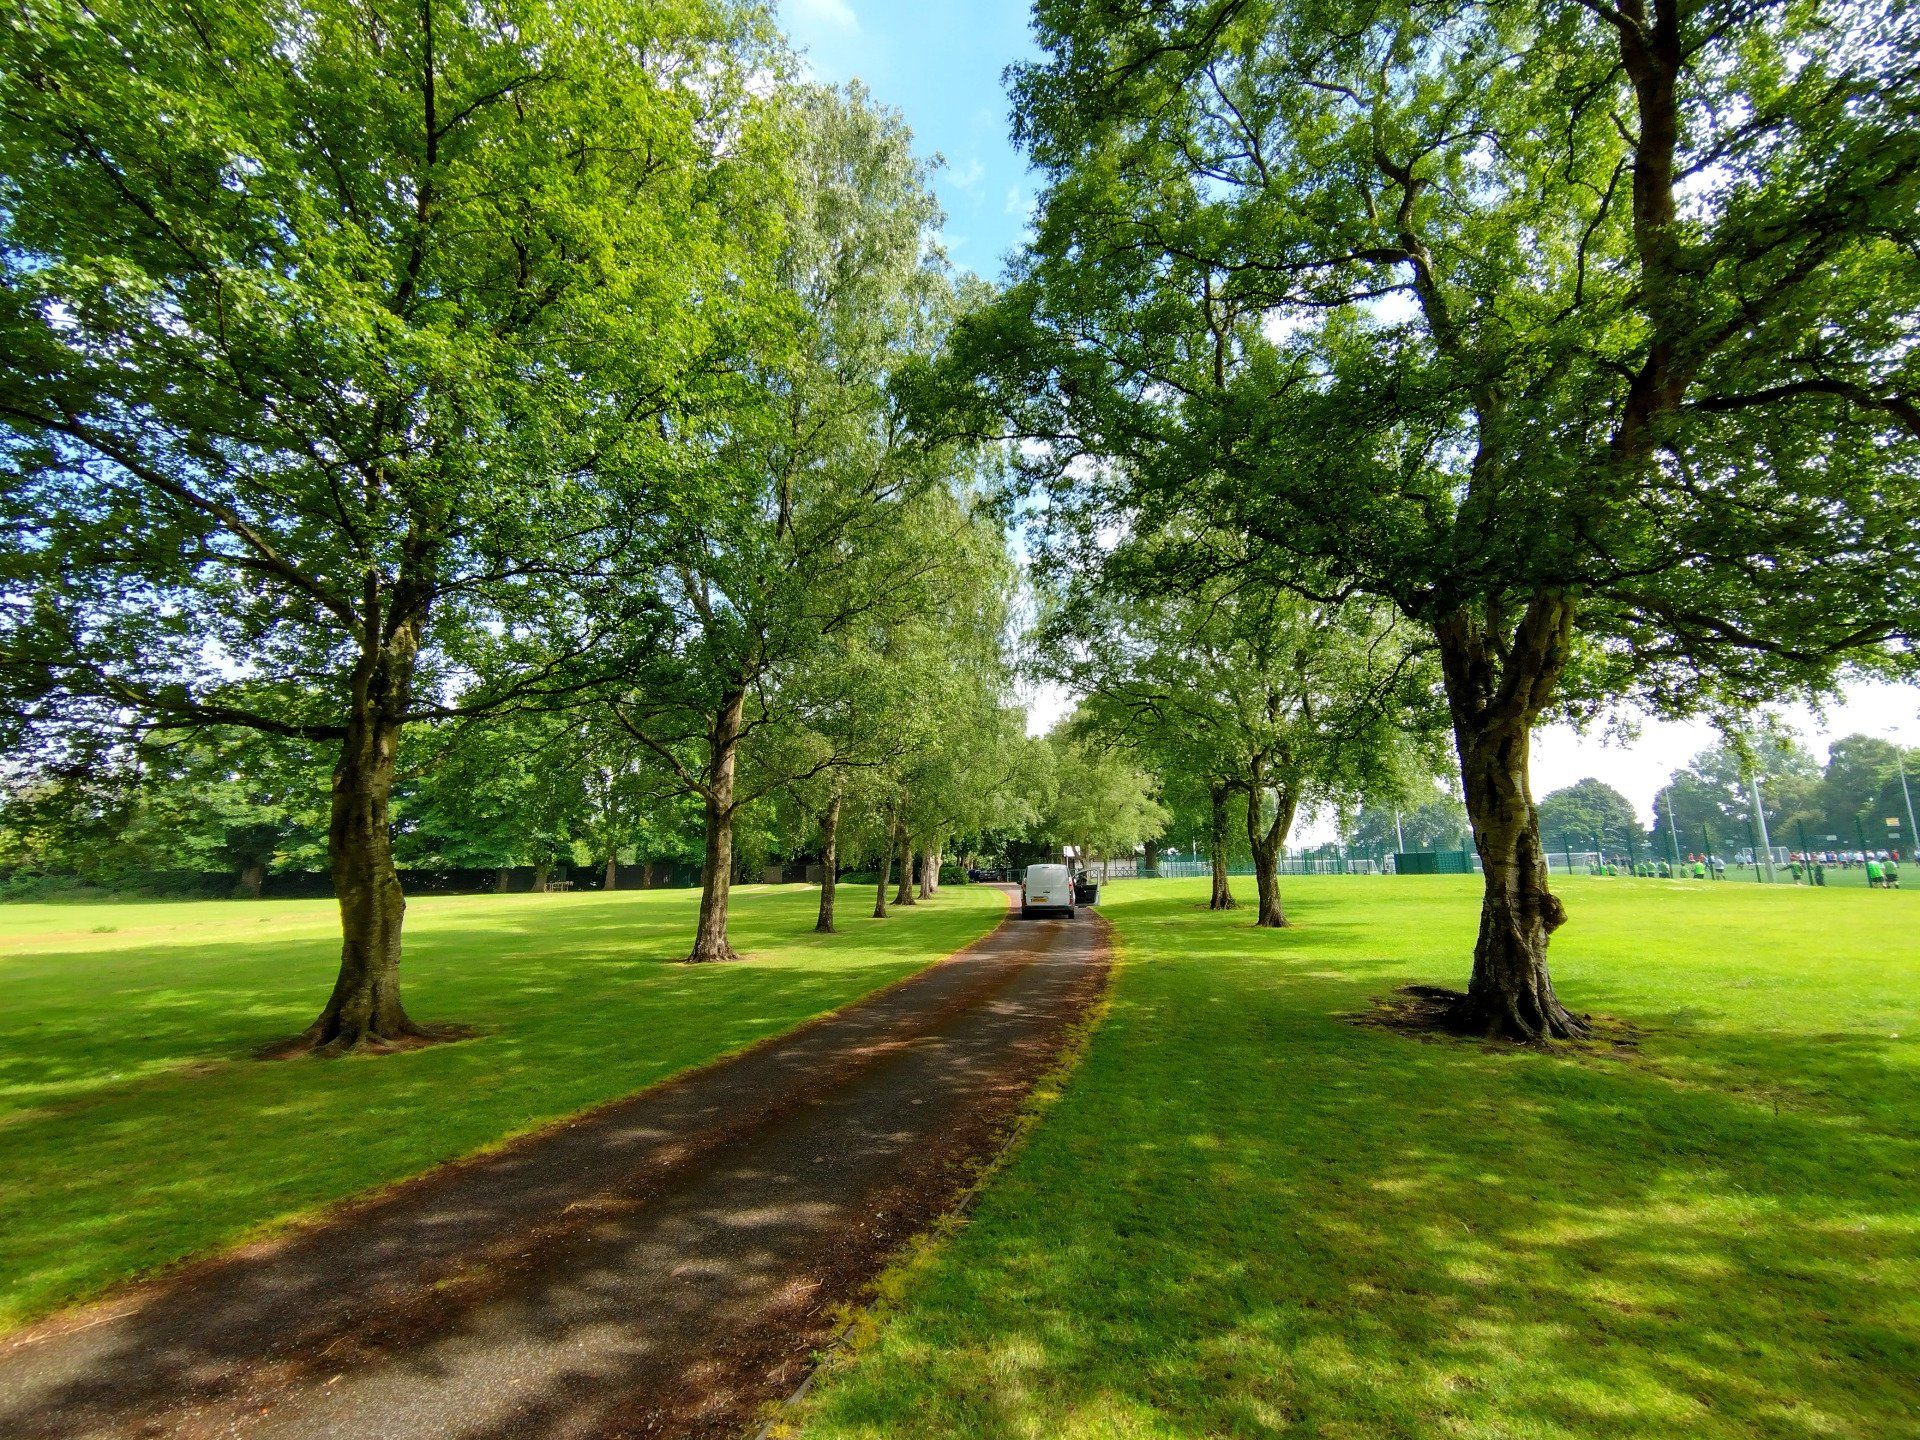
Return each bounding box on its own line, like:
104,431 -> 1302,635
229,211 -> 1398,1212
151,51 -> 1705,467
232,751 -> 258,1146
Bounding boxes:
0,883 -> 1005,1332
791,875 -> 1920,1440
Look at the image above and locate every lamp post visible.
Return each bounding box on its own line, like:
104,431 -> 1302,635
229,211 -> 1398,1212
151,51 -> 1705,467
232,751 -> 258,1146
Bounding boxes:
1898,748 -> 1918,861
1745,768 -> 1776,883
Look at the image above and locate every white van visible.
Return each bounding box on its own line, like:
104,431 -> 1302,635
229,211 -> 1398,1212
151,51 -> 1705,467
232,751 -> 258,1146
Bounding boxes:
1022,863 -> 1076,919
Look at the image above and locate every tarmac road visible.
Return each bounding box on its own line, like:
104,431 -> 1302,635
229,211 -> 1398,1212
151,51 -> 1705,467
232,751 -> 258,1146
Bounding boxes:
0,889 -> 1109,1440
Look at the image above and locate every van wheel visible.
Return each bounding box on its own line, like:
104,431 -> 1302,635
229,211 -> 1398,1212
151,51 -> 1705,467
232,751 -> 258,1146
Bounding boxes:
1067,907 -> 1076,919
1021,904 -> 1032,918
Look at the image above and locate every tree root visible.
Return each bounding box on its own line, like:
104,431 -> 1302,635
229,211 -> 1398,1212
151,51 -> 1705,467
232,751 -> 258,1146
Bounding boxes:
1351,984 -> 1600,1047
257,1020 -> 477,1061
1446,990 -> 1591,1043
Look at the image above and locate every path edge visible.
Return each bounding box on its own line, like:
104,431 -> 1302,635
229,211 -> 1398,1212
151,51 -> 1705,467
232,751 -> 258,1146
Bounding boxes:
1,886 -> 1013,1351
754,907 -> 1121,1440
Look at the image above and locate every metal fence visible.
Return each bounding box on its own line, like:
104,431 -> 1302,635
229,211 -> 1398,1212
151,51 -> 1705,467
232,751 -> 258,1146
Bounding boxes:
1151,857 -> 1383,879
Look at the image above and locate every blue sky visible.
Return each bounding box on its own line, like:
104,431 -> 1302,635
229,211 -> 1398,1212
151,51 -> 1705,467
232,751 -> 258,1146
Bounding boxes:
779,0 -> 1039,280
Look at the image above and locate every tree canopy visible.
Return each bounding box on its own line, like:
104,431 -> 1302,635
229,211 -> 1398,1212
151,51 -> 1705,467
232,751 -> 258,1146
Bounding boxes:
939,0 -> 1920,1036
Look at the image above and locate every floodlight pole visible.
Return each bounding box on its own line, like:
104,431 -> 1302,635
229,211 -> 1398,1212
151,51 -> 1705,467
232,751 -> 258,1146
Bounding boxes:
1746,769 -> 1775,883
1662,789 -> 1682,869
1394,806 -> 1406,853
1898,749 -> 1918,859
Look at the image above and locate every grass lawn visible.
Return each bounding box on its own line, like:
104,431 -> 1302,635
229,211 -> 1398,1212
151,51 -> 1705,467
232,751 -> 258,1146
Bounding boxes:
791,875 -> 1919,1440
0,881 -> 1004,1333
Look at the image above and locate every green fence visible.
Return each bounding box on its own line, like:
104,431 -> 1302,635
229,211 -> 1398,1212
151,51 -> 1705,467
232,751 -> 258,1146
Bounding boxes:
1394,849 -> 1478,875
1153,857 -> 1383,879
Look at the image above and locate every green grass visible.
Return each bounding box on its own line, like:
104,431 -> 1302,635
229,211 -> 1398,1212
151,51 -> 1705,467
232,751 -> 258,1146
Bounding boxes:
0,881 -> 1004,1333
792,876 -> 1920,1440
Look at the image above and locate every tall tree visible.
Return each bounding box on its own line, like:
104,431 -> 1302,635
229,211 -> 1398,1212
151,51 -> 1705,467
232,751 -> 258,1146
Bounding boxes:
0,726 -> 328,894
1816,735 -> 1920,847
0,0 -> 776,1048
952,0 -> 1920,1036
1035,731 -> 1168,879
1536,780 -> 1646,859
605,85 -> 991,961
1653,732 -> 1824,858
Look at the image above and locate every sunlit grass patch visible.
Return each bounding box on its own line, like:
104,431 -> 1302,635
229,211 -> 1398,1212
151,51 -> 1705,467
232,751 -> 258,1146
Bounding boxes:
792,875 -> 1920,1440
0,882 -> 1004,1331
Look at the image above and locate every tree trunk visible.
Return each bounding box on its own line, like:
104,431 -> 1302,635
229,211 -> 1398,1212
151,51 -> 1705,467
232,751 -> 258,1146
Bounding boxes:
237,860 -> 265,900
1245,784 -> 1298,929
917,845 -> 935,900
1438,597 -> 1589,1040
603,853 -> 617,891
1208,782 -> 1237,910
894,829 -> 916,906
1144,838 -> 1160,876
640,858 -> 655,889
873,816 -> 897,919
495,865 -> 511,894
532,859 -> 550,894
687,688 -> 746,963
302,656 -> 427,1054
816,790 -> 841,933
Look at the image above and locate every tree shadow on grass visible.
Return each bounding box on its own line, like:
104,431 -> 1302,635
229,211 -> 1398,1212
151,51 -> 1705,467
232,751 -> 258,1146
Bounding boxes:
794,893 -> 1920,1440
0,889 -> 1004,1332
0,911 -> 1086,1440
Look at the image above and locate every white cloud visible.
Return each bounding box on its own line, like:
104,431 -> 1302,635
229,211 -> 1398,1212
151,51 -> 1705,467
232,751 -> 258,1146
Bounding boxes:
788,0 -> 858,32
950,156 -> 985,193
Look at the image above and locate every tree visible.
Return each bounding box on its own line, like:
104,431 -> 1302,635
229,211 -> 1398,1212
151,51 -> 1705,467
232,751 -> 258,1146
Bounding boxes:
1036,733 -> 1168,877
1143,763 -> 1248,908
0,0 -> 777,1048
951,0 -> 1920,1036
900,696 -> 1045,896
780,583 -> 989,933
1537,780 -> 1645,861
1817,735 -> 1920,847
1043,559 -> 1439,927
0,727 -> 328,894
1350,783 -> 1470,859
1654,731 -> 1828,859
399,712 -> 588,887
601,84 -> 988,962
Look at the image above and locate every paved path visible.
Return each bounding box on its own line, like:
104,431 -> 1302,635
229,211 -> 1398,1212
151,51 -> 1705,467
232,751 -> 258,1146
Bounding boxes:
0,892 -> 1109,1440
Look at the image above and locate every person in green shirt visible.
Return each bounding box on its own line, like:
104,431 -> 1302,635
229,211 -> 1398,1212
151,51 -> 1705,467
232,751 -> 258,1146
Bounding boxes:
1692,859 -> 1707,879
1865,857 -> 1884,888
